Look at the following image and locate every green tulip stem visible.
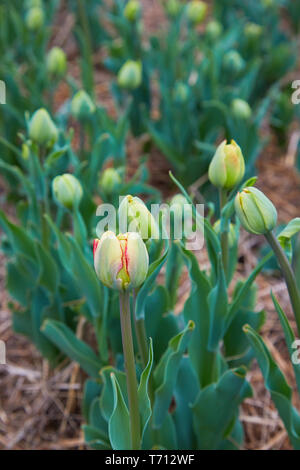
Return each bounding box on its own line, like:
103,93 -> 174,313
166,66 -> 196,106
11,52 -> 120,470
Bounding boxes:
265,231 -> 300,336
219,188 -> 229,278
119,291 -> 141,450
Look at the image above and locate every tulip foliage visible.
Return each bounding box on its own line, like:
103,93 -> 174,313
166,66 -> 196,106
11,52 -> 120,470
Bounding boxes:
0,0 -> 300,452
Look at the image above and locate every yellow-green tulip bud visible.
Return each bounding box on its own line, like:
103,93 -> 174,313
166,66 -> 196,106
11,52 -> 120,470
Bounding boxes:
170,194 -> 193,226
25,7 -> 44,31
93,231 -> 149,291
208,140 -> 245,190
124,0 -> 141,22
100,168 -> 122,196
223,50 -> 245,74
46,47 -> 67,77
117,60 -> 142,90
206,20 -> 223,41
234,187 -> 277,235
22,142 -> 30,160
213,220 -> 237,247
173,82 -> 189,104
186,1 -> 207,25
71,90 -> 95,120
166,0 -> 182,17
231,99 -> 252,120
52,174 -> 83,210
119,195 -> 159,241
28,108 -> 58,147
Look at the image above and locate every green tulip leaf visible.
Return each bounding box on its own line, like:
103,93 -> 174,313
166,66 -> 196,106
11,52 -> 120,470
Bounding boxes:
153,320 -> 195,429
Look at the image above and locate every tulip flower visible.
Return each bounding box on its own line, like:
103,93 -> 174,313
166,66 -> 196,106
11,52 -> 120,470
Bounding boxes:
71,90 -> 95,120
117,61 -> 142,90
46,47 -> 67,78
223,51 -> 245,74
124,0 -> 141,22
119,195 -> 159,240
231,99 -> 252,120
100,168 -> 122,196
28,108 -> 58,148
206,20 -> 223,41
208,140 -> 245,190
52,174 -> 83,210
93,231 -> 149,291
234,187 -> 277,235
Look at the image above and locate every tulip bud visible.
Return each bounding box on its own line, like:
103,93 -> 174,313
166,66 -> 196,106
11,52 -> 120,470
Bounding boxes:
52,174 -> 83,210
244,23 -> 263,42
234,187 -> 277,235
166,0 -> 181,17
119,195 -> 159,241
206,20 -> 223,41
124,0 -> 141,22
208,140 -> 245,190
213,220 -> 237,248
25,0 -> 42,8
28,108 -> 58,147
223,50 -> 245,74
93,231 -> 149,291
71,90 -> 95,120
186,1 -> 207,25
46,47 -> 67,78
100,168 -> 122,196
231,99 -> 252,120
117,60 -> 142,90
25,7 -> 44,31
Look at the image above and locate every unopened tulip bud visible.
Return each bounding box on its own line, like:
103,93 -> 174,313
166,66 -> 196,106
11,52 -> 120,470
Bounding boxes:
119,195 -> 159,241
223,50 -> 245,74
124,0 -> 141,22
47,47 -> 67,77
71,90 -> 95,120
186,1 -> 207,25
213,220 -> 237,247
206,20 -> 223,41
28,108 -> 58,147
93,231 -> 149,291
208,140 -> 245,190
231,99 -> 252,120
235,187 -> 277,235
22,142 -> 30,160
117,60 -> 142,90
26,7 -> 44,31
52,174 -> 83,210
100,168 -> 122,196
